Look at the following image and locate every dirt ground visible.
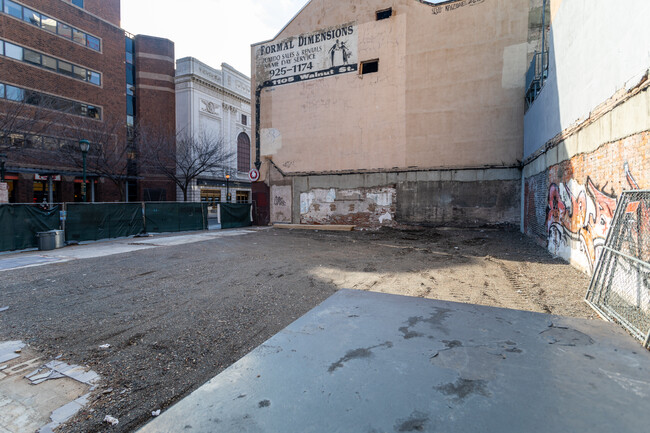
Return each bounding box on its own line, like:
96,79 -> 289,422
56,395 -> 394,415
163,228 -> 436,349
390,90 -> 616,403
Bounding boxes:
0,226 -> 596,432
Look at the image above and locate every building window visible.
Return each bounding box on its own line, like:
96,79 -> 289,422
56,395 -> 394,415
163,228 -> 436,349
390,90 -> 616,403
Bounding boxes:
0,81 -> 102,119
241,114 -> 248,126
127,95 -> 135,116
73,66 -> 86,81
42,55 -> 57,71
3,1 -> 22,19
5,85 -> 24,102
57,22 -> 73,39
125,37 -> 135,64
23,48 -> 41,65
86,35 -> 100,51
72,28 -> 86,45
236,191 -> 250,204
88,71 -> 101,85
58,60 -> 74,77
361,59 -> 379,75
237,132 -> 251,172
23,8 -> 40,26
0,2 -> 101,51
71,0 -> 84,8
4,42 -> 22,60
376,8 -> 392,20
0,39 -> 101,85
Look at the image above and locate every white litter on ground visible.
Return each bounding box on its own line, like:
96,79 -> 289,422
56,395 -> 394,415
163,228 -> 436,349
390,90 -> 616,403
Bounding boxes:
104,415 -> 119,425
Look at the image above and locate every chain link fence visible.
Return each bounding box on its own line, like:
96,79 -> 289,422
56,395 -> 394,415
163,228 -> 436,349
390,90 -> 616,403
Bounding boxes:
586,191 -> 650,348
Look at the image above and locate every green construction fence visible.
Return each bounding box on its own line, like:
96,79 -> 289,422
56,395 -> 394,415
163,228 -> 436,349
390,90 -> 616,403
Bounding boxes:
0,201 -> 252,252
0,204 -> 60,251
220,203 -> 252,229
145,202 -> 208,233
65,203 -> 144,242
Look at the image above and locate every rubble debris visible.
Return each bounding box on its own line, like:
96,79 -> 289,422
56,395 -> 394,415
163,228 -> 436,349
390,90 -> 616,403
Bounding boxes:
26,360 -> 100,386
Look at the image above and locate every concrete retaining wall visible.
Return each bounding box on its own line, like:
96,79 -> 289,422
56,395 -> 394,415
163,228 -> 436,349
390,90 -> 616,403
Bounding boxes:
287,167 -> 521,228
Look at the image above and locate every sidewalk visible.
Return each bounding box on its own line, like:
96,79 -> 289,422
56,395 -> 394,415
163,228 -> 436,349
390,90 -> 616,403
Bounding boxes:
0,228 -> 261,272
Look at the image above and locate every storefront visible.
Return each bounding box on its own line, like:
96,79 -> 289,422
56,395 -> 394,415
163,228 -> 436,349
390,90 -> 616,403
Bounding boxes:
33,174 -> 62,204
196,178 -> 251,204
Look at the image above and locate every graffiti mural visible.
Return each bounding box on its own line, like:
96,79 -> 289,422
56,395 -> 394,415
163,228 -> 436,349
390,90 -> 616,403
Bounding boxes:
546,164 -> 642,273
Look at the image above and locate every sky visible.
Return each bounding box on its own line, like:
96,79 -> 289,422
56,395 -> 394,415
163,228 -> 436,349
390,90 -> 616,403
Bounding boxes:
121,0 -> 309,77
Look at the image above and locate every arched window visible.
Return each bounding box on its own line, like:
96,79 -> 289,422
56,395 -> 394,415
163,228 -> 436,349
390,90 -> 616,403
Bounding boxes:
237,132 -> 251,172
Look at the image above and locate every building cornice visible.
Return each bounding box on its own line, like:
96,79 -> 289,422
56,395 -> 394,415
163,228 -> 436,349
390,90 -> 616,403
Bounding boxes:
175,75 -> 251,105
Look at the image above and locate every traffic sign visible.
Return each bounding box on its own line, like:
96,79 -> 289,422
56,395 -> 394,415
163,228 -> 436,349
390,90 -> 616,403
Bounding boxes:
248,169 -> 260,182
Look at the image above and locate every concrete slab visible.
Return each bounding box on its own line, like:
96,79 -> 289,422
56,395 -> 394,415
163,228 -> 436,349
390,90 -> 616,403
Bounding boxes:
0,342 -> 24,364
0,346 -> 91,433
0,256 -> 64,272
0,229 -> 258,272
138,290 -> 650,433
131,229 -> 256,247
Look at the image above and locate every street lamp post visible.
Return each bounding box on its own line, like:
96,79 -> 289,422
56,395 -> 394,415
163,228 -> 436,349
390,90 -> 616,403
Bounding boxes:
0,153 -> 6,183
225,174 -> 231,203
79,140 -> 90,202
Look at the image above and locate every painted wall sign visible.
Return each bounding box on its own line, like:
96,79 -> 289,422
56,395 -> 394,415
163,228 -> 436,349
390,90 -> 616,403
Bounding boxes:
256,23 -> 358,88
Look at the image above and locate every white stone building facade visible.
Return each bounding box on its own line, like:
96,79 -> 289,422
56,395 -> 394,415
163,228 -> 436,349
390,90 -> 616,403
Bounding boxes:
175,57 -> 252,204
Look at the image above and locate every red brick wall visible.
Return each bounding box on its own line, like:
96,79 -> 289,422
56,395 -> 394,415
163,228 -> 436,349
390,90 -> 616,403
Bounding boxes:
83,0 -> 120,27
524,131 -> 649,274
134,35 -> 176,201
0,2 -> 126,143
0,1 -> 127,202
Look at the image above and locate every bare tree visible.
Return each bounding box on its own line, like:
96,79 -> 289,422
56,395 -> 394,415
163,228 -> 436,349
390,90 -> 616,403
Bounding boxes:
0,97 -> 61,151
60,115 -> 130,201
138,126 -> 235,201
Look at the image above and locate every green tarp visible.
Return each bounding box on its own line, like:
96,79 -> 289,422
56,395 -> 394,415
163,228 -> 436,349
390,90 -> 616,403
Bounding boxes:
220,203 -> 252,229
145,203 -> 207,233
0,205 -> 60,251
65,203 -> 143,242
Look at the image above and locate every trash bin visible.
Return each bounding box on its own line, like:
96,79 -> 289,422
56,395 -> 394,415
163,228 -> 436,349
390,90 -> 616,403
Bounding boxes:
37,230 -> 65,251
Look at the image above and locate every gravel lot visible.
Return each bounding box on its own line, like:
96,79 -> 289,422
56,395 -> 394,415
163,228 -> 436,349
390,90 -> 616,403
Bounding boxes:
0,226 -> 595,432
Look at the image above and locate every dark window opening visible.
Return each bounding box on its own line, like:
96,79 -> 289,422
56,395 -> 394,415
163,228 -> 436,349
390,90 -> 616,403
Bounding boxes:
241,114 -> 247,126
376,8 -> 392,20
237,132 -> 251,172
361,60 -> 379,75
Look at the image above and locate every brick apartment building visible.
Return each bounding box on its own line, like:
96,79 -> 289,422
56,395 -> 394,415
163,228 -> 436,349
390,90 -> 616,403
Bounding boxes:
0,0 -> 176,203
